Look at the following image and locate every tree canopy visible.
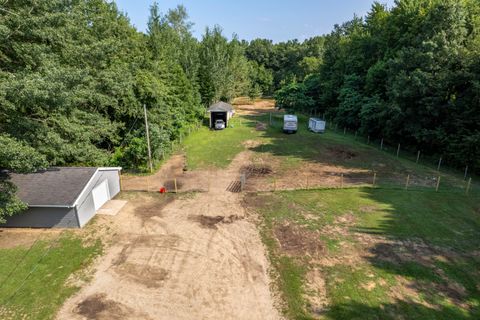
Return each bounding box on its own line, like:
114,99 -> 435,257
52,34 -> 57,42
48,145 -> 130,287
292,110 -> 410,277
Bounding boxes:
269,0 -> 480,173
1,0 -> 479,222
0,0 -> 254,222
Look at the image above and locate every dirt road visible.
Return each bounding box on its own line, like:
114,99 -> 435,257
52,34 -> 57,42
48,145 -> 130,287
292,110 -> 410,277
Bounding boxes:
57,150 -> 281,319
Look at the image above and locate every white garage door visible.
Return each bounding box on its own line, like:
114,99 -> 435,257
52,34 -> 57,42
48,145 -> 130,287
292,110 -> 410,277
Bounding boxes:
92,180 -> 110,210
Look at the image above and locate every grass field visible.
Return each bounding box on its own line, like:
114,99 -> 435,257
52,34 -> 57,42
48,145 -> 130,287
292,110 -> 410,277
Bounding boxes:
0,233 -> 101,320
246,188 -> 480,319
183,116 -> 260,169
184,111 -> 476,192
181,104 -> 480,319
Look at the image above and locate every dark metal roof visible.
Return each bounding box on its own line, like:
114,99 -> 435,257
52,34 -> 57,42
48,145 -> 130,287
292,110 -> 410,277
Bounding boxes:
208,101 -> 234,112
9,167 -> 98,207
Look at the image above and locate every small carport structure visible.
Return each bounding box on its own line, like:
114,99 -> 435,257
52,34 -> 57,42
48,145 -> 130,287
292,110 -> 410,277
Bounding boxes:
4,167 -> 122,228
207,101 -> 235,129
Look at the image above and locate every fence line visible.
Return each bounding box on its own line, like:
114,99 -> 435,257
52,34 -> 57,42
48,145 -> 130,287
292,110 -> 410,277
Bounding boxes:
323,119 -> 477,185
240,169 -> 477,195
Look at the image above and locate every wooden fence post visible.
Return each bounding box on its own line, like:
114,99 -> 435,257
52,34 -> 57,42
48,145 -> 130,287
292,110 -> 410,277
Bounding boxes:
397,144 -> 401,157
405,174 -> 410,190
416,151 -> 421,164
341,174 -> 344,188
373,172 -> 377,187
435,176 -> 441,192
464,166 -> 469,180
380,138 -> 384,150
240,174 -> 246,192
437,157 -> 442,172
174,178 -> 178,193
466,178 -> 472,195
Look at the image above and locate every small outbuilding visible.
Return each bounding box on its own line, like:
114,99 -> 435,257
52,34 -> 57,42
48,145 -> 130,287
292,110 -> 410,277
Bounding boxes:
207,101 -> 235,129
4,167 -> 122,228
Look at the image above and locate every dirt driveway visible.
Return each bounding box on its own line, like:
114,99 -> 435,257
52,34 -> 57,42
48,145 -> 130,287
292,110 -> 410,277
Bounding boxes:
57,150 -> 281,320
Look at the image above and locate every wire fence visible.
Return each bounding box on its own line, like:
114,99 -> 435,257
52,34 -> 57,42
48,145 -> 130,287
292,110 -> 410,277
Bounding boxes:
324,119 -> 476,182
239,170 -> 476,194
265,112 -> 478,194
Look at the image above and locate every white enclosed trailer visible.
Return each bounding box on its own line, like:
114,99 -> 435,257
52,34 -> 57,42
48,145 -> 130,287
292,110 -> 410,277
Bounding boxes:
308,118 -> 326,133
283,115 -> 298,134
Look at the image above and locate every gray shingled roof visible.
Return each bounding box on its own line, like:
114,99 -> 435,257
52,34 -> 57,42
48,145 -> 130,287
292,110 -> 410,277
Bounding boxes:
9,167 -> 98,207
208,101 -> 234,112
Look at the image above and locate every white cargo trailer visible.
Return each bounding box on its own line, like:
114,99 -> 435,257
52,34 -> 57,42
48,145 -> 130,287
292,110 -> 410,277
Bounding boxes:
308,118 -> 326,133
283,115 -> 298,134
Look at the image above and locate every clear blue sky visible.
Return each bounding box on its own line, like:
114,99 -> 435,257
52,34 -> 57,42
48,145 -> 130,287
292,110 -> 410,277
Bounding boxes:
113,0 -> 395,42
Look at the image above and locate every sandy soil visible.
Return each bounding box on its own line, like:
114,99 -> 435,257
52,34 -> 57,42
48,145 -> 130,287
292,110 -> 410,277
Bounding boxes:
121,154 -> 211,193
233,98 -> 278,116
57,150 -> 281,320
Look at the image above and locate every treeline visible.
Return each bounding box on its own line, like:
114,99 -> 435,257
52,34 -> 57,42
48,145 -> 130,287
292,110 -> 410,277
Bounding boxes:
0,0 -> 256,220
262,0 -> 480,172
0,1 -> 258,171
245,37 -> 325,94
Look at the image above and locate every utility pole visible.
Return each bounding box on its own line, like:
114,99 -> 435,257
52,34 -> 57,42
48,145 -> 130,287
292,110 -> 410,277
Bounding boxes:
144,104 -> 153,173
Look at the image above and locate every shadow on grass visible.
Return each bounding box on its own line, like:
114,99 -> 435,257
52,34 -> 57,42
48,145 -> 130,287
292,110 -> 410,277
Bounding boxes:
242,111 -> 480,319
243,113 -> 472,190
349,188 -> 480,319
322,300 -> 474,320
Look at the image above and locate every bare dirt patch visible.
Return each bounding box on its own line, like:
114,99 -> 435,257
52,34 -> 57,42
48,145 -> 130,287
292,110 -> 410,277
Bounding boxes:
305,268 -> 328,316
115,263 -> 169,288
233,98 -> 277,116
0,229 -> 60,249
58,150 -> 281,320
274,223 -> 324,258
327,146 -> 358,160
242,164 -> 273,177
190,214 -> 244,229
121,154 -> 209,193
75,294 -> 135,320
133,196 -> 174,224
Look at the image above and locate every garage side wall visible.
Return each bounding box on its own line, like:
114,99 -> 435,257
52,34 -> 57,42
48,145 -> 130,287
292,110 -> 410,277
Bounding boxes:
3,207 -> 79,228
76,170 -> 121,227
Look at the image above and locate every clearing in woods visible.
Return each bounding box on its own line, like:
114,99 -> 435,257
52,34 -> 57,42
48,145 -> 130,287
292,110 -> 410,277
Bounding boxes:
2,98 -> 478,320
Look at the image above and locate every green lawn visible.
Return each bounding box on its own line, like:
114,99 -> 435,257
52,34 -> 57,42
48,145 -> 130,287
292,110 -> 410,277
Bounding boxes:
0,233 -> 101,320
247,188 -> 480,319
183,116 -> 261,169
184,112 -> 475,192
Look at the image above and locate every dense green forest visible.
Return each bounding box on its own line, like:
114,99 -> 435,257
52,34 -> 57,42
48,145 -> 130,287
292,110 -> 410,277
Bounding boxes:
0,0 -> 255,221
261,0 -> 480,173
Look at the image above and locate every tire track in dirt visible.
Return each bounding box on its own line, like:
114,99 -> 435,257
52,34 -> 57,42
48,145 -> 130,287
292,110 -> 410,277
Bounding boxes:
57,150 -> 281,320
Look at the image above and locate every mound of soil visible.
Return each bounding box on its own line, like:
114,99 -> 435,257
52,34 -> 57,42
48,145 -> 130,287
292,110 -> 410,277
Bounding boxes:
76,294 -> 131,319
190,215 -> 243,229
242,164 -> 273,177
274,223 -> 324,257
327,146 -> 357,160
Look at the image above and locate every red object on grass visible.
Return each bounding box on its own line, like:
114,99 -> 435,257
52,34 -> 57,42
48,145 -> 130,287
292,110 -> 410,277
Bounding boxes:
159,187 -> 167,194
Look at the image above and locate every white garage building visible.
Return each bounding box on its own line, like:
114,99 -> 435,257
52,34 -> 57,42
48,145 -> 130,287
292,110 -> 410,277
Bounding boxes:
4,167 -> 122,228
